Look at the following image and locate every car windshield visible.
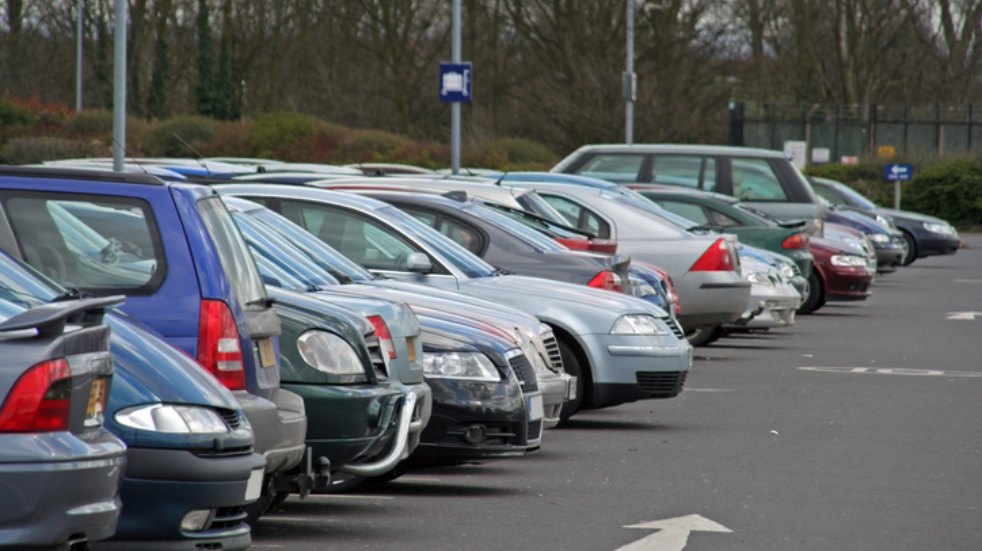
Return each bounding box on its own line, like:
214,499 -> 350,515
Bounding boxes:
605,188 -> 697,229
513,190 -> 570,224
0,251 -> 60,308
834,183 -> 878,209
462,202 -> 567,252
195,196 -> 269,308
482,202 -> 588,239
246,206 -> 375,283
379,206 -> 497,278
734,203 -> 781,226
231,211 -> 339,289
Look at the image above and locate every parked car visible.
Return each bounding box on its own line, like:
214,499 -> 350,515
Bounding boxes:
0,289 -> 126,549
213,184 -> 691,418
822,201 -> 905,273
809,176 -> 961,265
495,178 -> 751,343
0,167 -> 308,521
0,251 -> 264,550
730,247 -> 801,331
799,237 -> 876,315
551,144 -> 827,234
627,184 -> 813,278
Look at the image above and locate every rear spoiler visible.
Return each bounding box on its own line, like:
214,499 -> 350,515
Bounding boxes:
0,295 -> 125,338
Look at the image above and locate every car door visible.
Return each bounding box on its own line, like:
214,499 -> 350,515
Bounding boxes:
258,198 -> 463,290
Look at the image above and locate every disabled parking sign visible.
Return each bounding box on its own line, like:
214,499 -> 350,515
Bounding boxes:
439,62 -> 472,103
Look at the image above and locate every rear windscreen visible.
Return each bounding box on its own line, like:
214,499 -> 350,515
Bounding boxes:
196,196 -> 268,309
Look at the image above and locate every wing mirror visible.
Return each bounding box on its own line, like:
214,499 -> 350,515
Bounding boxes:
406,252 -> 433,273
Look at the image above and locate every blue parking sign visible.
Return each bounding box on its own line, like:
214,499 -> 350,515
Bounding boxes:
884,164 -> 913,181
439,62 -> 472,103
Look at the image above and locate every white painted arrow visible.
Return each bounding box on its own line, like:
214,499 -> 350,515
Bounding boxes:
946,311 -> 982,320
615,514 -> 732,551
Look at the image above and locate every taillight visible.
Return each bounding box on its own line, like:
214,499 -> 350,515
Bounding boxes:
197,300 -> 246,391
782,233 -> 809,249
367,315 -> 396,360
690,238 -> 736,272
648,264 -> 682,316
0,358 -> 72,432
555,237 -> 590,251
587,270 -> 623,292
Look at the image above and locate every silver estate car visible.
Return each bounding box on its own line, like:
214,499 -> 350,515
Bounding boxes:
214,184 -> 692,418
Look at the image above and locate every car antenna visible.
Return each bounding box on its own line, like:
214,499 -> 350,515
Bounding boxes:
110,136 -> 150,175
493,170 -> 509,187
172,132 -> 212,179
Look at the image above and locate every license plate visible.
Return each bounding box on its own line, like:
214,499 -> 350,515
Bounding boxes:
257,338 -> 276,368
84,378 -> 107,428
527,394 -> 544,421
244,468 -> 265,502
566,377 -> 578,400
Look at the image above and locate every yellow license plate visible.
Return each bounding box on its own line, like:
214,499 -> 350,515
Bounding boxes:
258,338 -> 277,368
85,378 -> 107,427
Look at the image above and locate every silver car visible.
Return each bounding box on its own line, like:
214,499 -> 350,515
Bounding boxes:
214,184 -> 691,419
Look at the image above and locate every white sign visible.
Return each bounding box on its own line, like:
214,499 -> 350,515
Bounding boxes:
615,514 -> 731,551
784,141 -> 807,169
812,147 -> 830,163
798,367 -> 982,377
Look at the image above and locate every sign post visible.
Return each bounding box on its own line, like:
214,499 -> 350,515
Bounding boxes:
443,0 -> 470,175
884,163 -> 913,209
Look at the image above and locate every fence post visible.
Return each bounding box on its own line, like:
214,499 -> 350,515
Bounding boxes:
902,104 -> 909,154
868,103 -> 877,157
728,101 -> 745,146
936,103 -> 943,155
969,104 -> 974,152
769,103 -> 777,149
833,104 -> 840,162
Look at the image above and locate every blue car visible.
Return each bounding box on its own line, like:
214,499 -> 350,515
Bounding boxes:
0,251 -> 265,550
0,166 -> 309,520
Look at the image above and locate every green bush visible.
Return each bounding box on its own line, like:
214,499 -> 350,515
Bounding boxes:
249,112 -> 328,160
339,129 -> 411,162
143,115 -> 217,157
65,109 -> 114,138
904,158 -> 982,225
490,137 -> 557,168
0,136 -> 101,164
0,96 -> 37,127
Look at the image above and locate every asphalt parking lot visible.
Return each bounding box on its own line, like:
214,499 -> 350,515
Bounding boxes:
254,234 -> 982,551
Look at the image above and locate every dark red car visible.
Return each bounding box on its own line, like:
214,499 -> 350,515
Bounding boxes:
799,237 -> 875,314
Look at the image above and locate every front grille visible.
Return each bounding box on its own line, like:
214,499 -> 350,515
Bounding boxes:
364,334 -> 387,377
508,353 -> 539,393
205,506 -> 247,531
217,408 -> 241,430
193,446 -> 253,458
636,370 -> 687,397
445,423 -> 518,446
666,318 -> 685,340
527,420 -> 542,442
540,331 -> 564,371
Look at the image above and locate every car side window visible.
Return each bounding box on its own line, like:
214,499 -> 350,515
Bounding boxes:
650,155 -> 703,189
540,194 -> 611,238
731,159 -> 789,201
813,185 -> 844,205
703,159 -> 717,191
400,206 -> 484,255
2,194 -> 163,294
655,200 -> 711,226
573,154 -> 645,183
277,200 -> 432,272
707,208 -> 742,227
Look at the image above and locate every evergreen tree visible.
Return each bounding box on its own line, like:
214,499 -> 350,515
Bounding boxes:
147,0 -> 172,119
195,0 -> 215,116
213,0 -> 240,120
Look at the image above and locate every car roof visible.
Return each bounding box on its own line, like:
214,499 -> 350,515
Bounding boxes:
627,184 -> 738,204
558,143 -> 787,158
0,165 -> 165,186
213,182 -> 392,212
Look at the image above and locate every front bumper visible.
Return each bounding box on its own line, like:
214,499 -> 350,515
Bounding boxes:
874,242 -> 905,272
539,371 -> 575,429
915,232 -> 961,258
580,332 -> 692,409
234,389 -> 306,475
97,447 -> 265,550
0,430 -> 126,548
823,265 -> 875,301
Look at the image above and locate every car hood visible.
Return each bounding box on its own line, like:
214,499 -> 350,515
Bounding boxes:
875,207 -> 949,225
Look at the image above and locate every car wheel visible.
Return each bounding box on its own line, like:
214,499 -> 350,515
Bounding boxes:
558,339 -> 586,422
686,325 -> 723,347
797,272 -> 824,315
900,231 -> 917,266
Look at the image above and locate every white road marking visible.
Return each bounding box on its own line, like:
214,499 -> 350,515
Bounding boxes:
799,367 -> 982,377
946,311 -> 982,320
684,388 -> 735,393
953,279 -> 982,283
615,514 -> 731,551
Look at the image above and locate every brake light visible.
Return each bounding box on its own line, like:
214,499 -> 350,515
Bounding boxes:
782,233 -> 809,249
690,238 -> 735,271
555,237 -> 590,251
0,358 -> 72,432
588,239 -> 618,254
588,270 -> 623,292
367,315 -> 396,360
197,300 -> 246,390
647,264 -> 682,316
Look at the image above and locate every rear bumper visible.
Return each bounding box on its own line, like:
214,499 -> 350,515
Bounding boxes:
730,285 -> 800,329
675,273 -> 751,330
0,431 -> 126,547
100,447 -> 264,550
234,389 -> 306,475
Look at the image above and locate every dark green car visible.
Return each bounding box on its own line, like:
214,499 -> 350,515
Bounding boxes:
628,185 -> 814,277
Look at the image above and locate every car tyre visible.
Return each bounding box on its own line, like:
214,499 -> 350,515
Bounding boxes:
797,272 -> 824,315
558,339 -> 585,422
900,231 -> 917,266
686,325 -> 723,347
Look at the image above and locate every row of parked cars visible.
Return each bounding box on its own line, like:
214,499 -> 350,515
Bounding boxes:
0,143 -> 960,549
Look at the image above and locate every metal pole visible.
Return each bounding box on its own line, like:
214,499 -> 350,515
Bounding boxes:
450,0 -> 461,175
624,0 -> 635,144
76,0 -> 84,112
112,0 -> 126,172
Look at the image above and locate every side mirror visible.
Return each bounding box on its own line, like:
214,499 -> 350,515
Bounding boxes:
405,252 -> 433,273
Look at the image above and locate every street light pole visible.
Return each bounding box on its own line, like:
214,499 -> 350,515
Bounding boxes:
76,0 -> 84,112
451,0 -> 462,175
112,0 -> 126,172
624,0 -> 636,145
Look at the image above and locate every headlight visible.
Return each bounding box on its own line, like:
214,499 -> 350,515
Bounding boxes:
869,233 -> 890,243
830,254 -> 867,267
611,314 -> 670,335
297,330 -> 366,377
115,404 -> 230,434
779,264 -> 796,279
875,214 -> 894,228
423,351 -> 500,381
924,222 -> 955,236
745,271 -> 773,286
